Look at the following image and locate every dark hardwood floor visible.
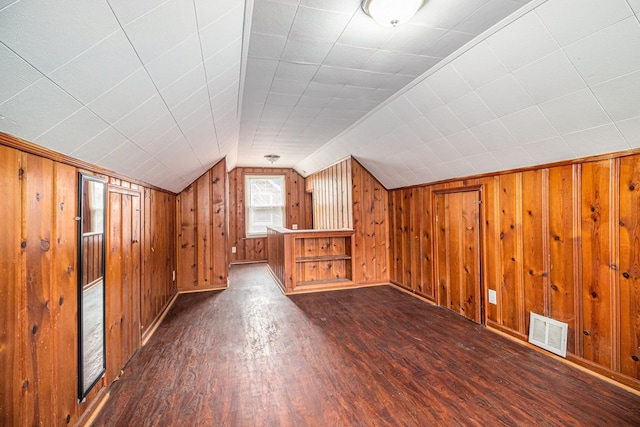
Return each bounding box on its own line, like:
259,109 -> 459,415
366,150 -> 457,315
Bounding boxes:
93,263 -> 640,426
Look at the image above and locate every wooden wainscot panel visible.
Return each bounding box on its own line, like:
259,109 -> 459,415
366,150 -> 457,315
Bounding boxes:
481,176 -> 500,324
0,146 -> 22,426
498,173 -> 525,336
177,159 -> 227,291
548,165 -> 579,355
618,154 -> 640,380
521,169 -> 548,332
581,159 -> 616,370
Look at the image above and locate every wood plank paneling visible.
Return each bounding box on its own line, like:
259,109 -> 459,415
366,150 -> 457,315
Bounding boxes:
581,160 -> 615,369
177,160 -> 227,290
618,155 -> 640,379
0,134 -> 178,425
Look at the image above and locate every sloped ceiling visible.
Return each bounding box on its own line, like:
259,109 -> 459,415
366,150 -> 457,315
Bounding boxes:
1,0 -> 640,193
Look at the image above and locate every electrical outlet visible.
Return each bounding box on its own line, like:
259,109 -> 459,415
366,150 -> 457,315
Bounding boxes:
488,289 -> 497,305
231,246 -> 236,253
172,270 -> 176,281
292,224 -> 298,230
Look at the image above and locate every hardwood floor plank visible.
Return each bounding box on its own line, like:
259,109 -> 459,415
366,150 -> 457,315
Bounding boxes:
93,264 -> 640,426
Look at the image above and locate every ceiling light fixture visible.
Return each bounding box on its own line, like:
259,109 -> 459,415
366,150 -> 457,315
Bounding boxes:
362,0 -> 425,27
264,154 -> 280,164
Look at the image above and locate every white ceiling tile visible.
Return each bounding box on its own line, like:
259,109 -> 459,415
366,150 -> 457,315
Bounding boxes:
425,105 -> 466,136
366,51 -> 415,74
178,102 -> 212,132
184,118 -> 218,157
276,62 -> 319,83
447,130 -> 487,156
48,31 -> 142,104
146,34 -> 203,90
399,55 -> 441,77
0,78 -> 82,141
112,95 -> 170,139
281,38 -> 333,64
426,137 -> 463,162
592,70 -> 640,121
522,136 -> 576,164
513,49 -> 585,103
389,126 -> 424,152
476,74 -> 534,117
194,0 -> 241,28
382,24 -> 448,56
107,0 -> 167,26
388,96 -> 422,125
430,158 -> 475,180
404,81 -> 444,115
336,12 -> 394,50
564,17 -> 640,86
70,126 -> 128,164
486,11 -> 558,71
454,0 -> 525,34
427,64 -> 472,104
630,0 -> 640,13
536,0 -> 633,47
123,0 -> 196,64
204,39 -> 242,82
300,0 -> 359,14
99,140 -> 151,174
411,0 -> 487,29
616,116 -> 640,147
0,43 -> 43,105
251,0 -> 298,37
422,30 -> 476,59
452,41 -> 508,89
407,116 -> 444,144
500,106 -> 559,144
447,92 -> 496,128
469,119 -> 518,151
563,124 -> 629,157
199,6 -> 244,60
248,33 -> 287,60
491,145 -> 533,169
0,0 -> 119,74
160,65 -> 207,108
171,87 -> 211,123
465,152 -> 502,174
290,7 -> 352,44
88,68 -> 157,124
324,44 -> 376,70
539,88 -> 610,135
131,113 -> 179,149
34,108 -> 109,155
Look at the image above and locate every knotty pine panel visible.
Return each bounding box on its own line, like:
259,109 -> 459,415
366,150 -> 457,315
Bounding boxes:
0,147 -> 21,426
481,176 -> 500,324
351,159 -> 389,285
499,173 -> 524,334
521,169 -> 548,332
0,136 -> 177,426
581,160 -> 616,369
228,167 -> 308,263
618,155 -> 640,379
177,160 -> 227,290
548,165 -> 579,355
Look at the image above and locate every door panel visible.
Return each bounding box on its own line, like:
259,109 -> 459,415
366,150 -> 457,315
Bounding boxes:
435,190 -> 482,323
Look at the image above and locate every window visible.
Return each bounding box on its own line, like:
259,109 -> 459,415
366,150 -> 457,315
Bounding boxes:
245,175 -> 285,236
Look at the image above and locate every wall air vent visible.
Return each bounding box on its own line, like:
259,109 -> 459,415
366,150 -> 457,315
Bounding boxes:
528,312 -> 568,358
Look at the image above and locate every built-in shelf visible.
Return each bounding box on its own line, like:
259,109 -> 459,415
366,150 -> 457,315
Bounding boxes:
266,227 -> 355,294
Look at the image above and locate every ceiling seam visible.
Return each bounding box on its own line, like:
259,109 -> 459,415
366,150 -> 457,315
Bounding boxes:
105,0 -> 206,173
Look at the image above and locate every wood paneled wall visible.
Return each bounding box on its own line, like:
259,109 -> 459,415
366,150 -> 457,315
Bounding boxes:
176,159 -> 227,290
0,138 -> 177,426
228,167 -> 308,263
389,155 -> 640,390
308,158 -> 389,285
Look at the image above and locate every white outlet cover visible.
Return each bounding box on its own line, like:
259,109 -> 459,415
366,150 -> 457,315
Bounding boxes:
231,246 -> 236,253
488,289 -> 497,305
292,224 -> 298,229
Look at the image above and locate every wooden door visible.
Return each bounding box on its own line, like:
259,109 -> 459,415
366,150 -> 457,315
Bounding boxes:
106,186 -> 141,383
434,190 -> 482,323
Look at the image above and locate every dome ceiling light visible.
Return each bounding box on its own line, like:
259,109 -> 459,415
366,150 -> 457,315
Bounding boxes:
361,0 -> 425,27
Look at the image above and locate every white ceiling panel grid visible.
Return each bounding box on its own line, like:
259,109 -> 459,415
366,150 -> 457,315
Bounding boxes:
4,0 -> 640,194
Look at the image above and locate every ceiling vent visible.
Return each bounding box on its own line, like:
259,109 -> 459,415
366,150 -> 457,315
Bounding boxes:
528,312 -> 568,358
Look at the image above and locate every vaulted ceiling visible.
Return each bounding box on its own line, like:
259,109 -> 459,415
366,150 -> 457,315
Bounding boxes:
2,0 -> 640,193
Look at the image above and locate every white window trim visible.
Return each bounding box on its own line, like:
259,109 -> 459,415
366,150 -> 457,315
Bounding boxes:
245,174 -> 286,237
